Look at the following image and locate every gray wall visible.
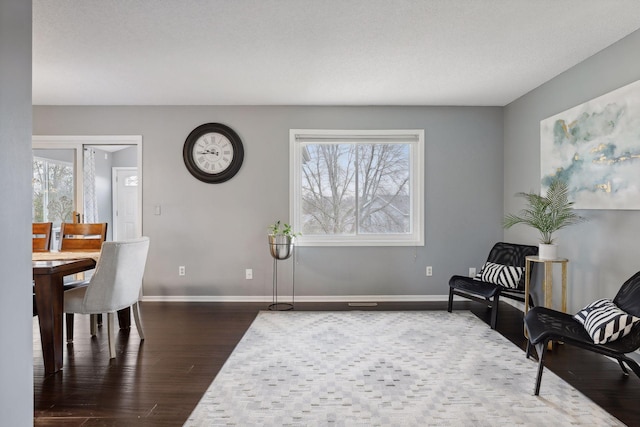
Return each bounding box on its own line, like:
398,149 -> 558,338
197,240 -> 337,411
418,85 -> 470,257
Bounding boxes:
34,106 -> 504,299
504,29 -> 640,312
31,30 -> 640,307
113,146 -> 137,167
0,0 -> 33,424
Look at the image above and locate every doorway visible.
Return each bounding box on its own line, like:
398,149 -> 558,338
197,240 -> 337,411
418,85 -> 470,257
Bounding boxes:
32,136 -> 143,244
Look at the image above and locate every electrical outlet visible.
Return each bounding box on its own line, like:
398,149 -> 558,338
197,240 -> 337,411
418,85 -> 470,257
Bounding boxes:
245,269 -> 253,280
178,266 -> 185,276
426,266 -> 433,276
469,267 -> 477,277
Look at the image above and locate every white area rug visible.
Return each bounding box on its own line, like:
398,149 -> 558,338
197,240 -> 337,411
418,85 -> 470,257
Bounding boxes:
185,311 -> 623,426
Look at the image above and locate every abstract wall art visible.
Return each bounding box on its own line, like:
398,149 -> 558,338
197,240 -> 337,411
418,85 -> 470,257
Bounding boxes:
540,79 -> 640,210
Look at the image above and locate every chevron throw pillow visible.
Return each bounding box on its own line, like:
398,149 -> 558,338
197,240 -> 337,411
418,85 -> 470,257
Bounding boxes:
575,299 -> 640,344
477,262 -> 524,289
573,298 -> 609,325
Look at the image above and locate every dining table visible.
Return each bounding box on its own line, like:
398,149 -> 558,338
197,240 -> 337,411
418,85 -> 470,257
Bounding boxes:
32,251 -> 131,375
33,256 -> 96,374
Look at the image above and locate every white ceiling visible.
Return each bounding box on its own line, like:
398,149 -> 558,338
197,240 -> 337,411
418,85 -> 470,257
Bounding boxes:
33,0 -> 640,107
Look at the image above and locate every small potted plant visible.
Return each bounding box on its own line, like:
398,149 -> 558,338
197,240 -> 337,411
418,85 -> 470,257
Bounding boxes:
267,220 -> 300,260
503,179 -> 586,259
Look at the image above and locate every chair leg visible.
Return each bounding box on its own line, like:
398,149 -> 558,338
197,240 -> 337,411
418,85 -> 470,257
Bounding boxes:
525,340 -> 533,359
66,313 -> 74,343
618,356 -> 640,378
107,312 -> 116,359
132,302 -> 145,340
625,358 -> 640,378
490,295 -> 499,329
534,341 -> 548,396
90,314 -> 98,336
618,360 -> 630,375
447,288 -> 454,313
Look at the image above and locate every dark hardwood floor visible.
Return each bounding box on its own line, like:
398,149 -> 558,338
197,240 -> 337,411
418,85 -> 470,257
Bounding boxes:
33,301 -> 640,426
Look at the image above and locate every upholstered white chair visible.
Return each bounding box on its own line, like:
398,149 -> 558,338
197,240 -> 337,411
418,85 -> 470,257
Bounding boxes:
64,237 -> 150,359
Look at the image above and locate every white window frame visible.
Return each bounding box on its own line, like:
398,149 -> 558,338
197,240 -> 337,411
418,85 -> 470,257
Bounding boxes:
290,129 -> 424,247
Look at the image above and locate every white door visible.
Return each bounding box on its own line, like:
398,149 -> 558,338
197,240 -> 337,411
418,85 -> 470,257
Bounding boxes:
112,167 -> 139,240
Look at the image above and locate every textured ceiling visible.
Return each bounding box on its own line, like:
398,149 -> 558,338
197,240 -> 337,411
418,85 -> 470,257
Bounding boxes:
32,0 -> 640,106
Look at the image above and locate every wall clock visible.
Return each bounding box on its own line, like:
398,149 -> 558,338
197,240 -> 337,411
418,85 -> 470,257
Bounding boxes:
183,123 -> 244,183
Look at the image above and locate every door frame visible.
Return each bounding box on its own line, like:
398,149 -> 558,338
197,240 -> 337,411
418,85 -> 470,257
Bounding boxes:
32,135 -> 143,237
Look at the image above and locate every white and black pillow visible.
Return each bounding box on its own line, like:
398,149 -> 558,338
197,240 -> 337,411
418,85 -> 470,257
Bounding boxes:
475,262 -> 524,289
574,299 -> 640,344
573,298 -> 609,325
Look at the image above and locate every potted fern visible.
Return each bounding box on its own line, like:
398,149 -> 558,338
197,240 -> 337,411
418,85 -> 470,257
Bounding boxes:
503,179 -> 586,259
267,220 -> 300,260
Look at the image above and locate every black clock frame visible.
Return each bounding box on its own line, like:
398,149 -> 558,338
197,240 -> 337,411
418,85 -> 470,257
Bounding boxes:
183,123 -> 244,183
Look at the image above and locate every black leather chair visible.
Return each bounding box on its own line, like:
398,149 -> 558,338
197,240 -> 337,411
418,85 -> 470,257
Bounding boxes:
524,271 -> 640,396
448,242 -> 538,329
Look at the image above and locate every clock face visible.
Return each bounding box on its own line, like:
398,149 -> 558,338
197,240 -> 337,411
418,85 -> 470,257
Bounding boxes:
183,123 -> 244,183
192,132 -> 235,174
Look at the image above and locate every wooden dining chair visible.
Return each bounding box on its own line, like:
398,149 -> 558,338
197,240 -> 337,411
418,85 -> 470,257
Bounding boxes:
32,222 -> 53,316
59,222 -> 108,252
32,222 -> 53,252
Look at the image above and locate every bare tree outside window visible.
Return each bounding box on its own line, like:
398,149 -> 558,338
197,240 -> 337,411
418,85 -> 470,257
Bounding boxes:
358,144 -> 410,234
301,144 -> 356,234
32,158 -> 74,226
301,143 -> 410,235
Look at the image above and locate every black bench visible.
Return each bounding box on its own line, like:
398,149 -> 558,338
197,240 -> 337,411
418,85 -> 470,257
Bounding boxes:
448,242 -> 538,329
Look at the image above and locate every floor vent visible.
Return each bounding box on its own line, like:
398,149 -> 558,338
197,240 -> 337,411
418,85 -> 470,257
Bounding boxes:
347,302 -> 378,307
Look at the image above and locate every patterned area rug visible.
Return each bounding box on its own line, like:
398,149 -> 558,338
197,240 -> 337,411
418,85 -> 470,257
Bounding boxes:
185,311 -> 623,426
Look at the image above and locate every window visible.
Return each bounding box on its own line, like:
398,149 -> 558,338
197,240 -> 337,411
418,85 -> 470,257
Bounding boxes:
290,129 -> 424,246
124,175 -> 139,186
32,156 -> 74,226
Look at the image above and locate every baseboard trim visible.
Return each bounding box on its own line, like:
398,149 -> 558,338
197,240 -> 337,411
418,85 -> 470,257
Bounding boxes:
503,298 -> 525,311
141,294 -> 456,303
